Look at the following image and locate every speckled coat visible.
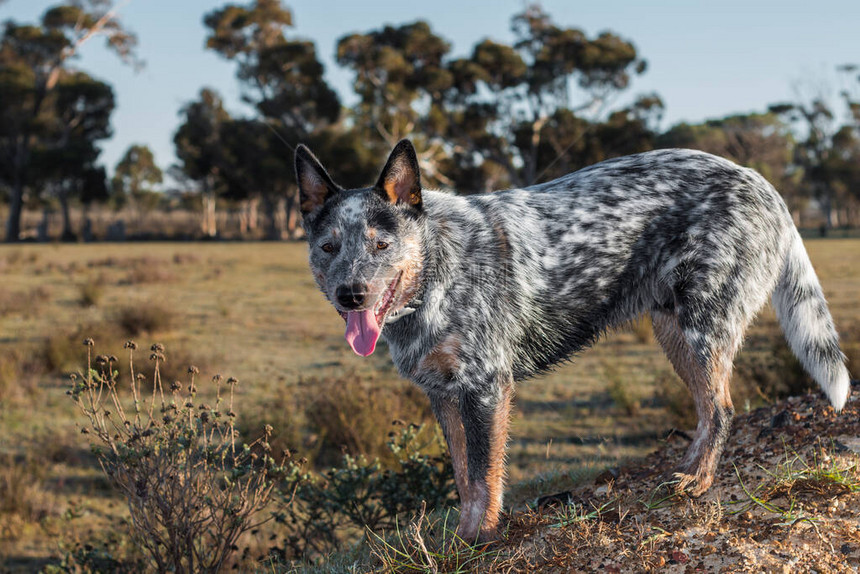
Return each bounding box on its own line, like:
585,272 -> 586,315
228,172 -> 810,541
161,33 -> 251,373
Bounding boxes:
295,140 -> 851,543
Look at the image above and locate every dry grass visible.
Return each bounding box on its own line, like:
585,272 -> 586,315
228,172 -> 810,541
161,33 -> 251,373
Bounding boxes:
0,238 -> 858,571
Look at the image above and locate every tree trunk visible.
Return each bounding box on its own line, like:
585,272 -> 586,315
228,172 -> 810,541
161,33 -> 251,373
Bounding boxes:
37,207 -> 50,242
5,179 -> 24,242
60,187 -> 76,241
285,187 -> 300,239
201,193 -> 217,238
262,195 -> 285,240
239,197 -> 259,235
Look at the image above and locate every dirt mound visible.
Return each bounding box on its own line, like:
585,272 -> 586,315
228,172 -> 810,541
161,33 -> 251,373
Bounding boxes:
498,388 -> 860,573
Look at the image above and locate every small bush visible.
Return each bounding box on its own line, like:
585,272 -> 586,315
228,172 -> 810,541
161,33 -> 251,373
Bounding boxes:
272,423 -> 456,563
78,279 -> 104,307
116,302 -> 174,336
0,347 -> 43,405
604,361 -> 640,416
41,321 -> 124,374
302,373 -> 436,467
626,316 -> 654,344
0,452 -> 56,525
122,257 -> 175,285
733,338 -> 815,408
69,340 -> 286,573
654,370 -> 697,429
0,285 -> 50,317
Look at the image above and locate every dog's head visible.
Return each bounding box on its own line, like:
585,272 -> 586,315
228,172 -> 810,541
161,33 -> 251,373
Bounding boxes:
295,139 -> 425,357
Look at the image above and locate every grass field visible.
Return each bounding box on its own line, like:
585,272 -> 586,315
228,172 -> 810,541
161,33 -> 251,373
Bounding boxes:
0,239 -> 858,570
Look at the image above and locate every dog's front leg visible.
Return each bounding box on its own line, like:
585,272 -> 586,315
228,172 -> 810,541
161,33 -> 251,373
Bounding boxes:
456,380 -> 513,543
430,395 -> 470,500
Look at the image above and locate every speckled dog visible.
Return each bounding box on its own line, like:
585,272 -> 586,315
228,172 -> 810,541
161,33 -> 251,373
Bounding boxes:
295,139 -> 851,542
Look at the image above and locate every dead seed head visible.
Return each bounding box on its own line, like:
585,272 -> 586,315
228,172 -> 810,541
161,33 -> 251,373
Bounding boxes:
150,343 -> 165,353
188,365 -> 199,374
124,340 -> 138,350
212,374 -> 222,384
170,381 -> 181,392
96,355 -> 108,365
83,338 -> 94,347
108,355 -> 118,363
227,377 -> 238,385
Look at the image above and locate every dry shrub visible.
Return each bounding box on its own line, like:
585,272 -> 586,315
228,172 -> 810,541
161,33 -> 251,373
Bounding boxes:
654,370 -> 697,429
302,373 -> 435,467
122,256 -> 175,285
132,343 -> 214,395
239,387 -> 307,468
604,361 -> 641,416
41,321 -> 124,374
0,285 -> 50,317
3,249 -> 38,268
626,316 -> 654,344
87,255 -> 176,285
0,347 -> 43,405
172,252 -> 201,265
78,278 -> 104,307
116,301 -> 175,336
0,452 -> 56,527
733,338 -> 815,408
70,341 -> 285,573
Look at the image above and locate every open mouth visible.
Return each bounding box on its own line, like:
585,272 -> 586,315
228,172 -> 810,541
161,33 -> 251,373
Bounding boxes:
341,272 -> 402,357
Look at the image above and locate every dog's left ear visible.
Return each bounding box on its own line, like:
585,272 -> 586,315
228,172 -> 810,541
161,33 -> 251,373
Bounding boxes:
295,144 -> 341,217
375,139 -> 422,209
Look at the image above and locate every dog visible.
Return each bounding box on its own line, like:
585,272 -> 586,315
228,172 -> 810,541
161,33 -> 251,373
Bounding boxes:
294,139 -> 851,543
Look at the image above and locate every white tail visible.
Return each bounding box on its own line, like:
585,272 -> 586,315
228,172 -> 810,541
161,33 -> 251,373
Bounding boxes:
772,229 -> 850,411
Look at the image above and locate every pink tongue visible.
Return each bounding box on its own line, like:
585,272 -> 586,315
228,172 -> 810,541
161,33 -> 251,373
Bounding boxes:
345,309 -> 381,357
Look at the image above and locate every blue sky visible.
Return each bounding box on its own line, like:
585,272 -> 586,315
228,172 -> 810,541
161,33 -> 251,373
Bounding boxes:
4,0 -> 859,179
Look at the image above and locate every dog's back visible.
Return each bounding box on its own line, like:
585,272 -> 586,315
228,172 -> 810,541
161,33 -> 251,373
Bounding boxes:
395,149 -> 795,381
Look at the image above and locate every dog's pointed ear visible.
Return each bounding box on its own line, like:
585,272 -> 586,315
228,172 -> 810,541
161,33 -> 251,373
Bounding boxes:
295,144 -> 340,217
374,139 -> 422,209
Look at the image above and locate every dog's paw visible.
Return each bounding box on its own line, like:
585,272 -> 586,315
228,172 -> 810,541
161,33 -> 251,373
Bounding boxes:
672,471 -> 713,497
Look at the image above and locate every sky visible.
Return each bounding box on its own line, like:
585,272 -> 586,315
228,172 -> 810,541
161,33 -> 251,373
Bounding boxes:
4,0 -> 860,180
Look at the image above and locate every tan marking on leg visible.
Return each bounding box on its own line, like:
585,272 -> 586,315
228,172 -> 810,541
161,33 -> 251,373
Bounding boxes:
652,312 -> 740,496
482,384 -> 513,539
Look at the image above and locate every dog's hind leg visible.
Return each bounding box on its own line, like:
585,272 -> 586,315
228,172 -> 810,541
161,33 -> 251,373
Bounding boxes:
652,310 -> 738,496
454,379 -> 513,543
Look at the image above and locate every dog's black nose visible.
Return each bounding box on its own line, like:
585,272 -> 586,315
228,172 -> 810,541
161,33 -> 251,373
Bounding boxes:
336,283 -> 367,309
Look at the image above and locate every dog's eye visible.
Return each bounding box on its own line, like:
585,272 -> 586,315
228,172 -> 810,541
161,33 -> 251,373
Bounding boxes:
321,243 -> 334,254
376,241 -> 389,251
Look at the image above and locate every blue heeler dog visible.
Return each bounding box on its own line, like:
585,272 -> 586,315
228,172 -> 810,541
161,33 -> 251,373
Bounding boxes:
295,139 -> 851,542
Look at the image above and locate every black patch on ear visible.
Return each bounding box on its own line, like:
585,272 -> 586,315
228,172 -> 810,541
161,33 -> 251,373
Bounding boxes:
374,139 -> 422,209
295,144 -> 341,217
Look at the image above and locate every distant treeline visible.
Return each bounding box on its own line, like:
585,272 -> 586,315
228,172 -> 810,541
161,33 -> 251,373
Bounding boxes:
2,1 -> 859,242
